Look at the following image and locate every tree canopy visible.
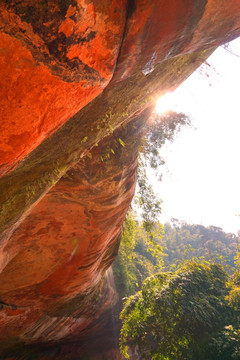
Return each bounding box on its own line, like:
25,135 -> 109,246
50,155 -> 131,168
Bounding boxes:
120,263 -> 237,360
115,108 -> 240,360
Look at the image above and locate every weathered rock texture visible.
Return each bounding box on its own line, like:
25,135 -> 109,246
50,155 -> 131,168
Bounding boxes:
0,0 -> 240,358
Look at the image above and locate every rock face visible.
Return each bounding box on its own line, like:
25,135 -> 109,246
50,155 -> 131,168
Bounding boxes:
0,0 -> 127,176
0,1 -> 240,358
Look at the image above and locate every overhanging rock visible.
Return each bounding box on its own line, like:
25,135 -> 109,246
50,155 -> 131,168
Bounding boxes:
0,1 -> 240,358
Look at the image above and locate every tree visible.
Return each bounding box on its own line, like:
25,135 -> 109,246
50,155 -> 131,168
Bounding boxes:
120,263 -> 232,360
161,220 -> 238,271
203,325 -> 240,360
113,212 -> 139,298
134,111 -> 191,263
113,213 -> 163,299
139,110 -> 191,171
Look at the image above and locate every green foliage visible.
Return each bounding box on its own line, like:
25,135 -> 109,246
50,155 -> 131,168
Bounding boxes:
137,165 -> 162,231
116,218 -> 240,360
113,212 -> 138,298
114,215 -> 239,300
144,222 -> 165,270
119,212 -> 137,261
134,111 -> 191,269
206,248 -> 240,360
233,247 -> 240,283
113,212 -> 156,299
139,111 -> 191,171
161,220 -> 239,271
227,286 -> 240,310
116,108 -> 240,359
136,111 -> 191,223
204,325 -> 240,360
120,263 -> 233,360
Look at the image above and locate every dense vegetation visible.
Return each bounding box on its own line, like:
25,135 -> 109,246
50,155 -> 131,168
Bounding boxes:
114,214 -> 240,359
114,108 -> 240,359
113,215 -> 159,299
113,217 -> 239,297
162,220 -> 239,271
120,263 -> 238,360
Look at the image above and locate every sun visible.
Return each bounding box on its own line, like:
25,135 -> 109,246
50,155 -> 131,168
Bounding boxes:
154,89 -> 189,116
155,92 -> 175,114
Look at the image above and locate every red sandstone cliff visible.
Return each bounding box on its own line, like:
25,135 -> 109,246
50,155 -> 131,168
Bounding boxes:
0,1 -> 240,358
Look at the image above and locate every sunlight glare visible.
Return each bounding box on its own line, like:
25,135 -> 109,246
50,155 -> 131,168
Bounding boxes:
155,92 -> 175,114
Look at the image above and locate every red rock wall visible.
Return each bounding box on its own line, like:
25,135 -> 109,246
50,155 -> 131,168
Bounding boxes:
1,0 -> 240,175
0,0 -> 127,176
1,0 -> 240,358
0,110 -> 149,353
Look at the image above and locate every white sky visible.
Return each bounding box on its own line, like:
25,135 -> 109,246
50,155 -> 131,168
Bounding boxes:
152,37 -> 240,234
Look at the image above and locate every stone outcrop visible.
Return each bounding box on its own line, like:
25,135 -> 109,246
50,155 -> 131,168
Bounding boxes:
0,1 -> 240,358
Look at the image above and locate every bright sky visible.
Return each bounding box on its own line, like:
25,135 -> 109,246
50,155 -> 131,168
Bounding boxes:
153,37 -> 240,234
